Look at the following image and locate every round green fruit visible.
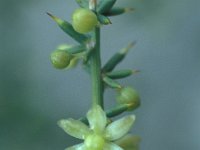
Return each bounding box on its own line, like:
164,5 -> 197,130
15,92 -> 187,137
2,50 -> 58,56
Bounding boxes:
50,50 -> 72,69
72,8 -> 98,34
84,134 -> 105,150
116,87 -> 140,111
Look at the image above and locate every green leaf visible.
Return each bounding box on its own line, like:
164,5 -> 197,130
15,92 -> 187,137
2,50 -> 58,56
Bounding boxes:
67,45 -> 86,54
47,13 -> 89,44
57,44 -> 86,54
106,104 -> 129,118
106,69 -> 139,79
75,0 -> 89,8
103,76 -> 122,89
97,13 -> 112,25
103,7 -> 135,16
97,0 -> 117,14
102,42 -> 136,72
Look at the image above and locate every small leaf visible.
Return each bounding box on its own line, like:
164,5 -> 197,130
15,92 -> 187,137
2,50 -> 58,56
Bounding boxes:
97,13 -> 112,25
102,42 -> 136,72
57,44 -> 86,54
106,104 -> 129,118
97,0 -> 117,14
75,0 -> 89,8
103,7 -> 135,16
103,76 -> 122,89
47,13 -> 89,44
106,69 -> 139,79
67,45 -> 86,54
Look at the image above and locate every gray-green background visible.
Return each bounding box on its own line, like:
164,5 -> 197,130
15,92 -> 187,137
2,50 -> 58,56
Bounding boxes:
1,0 -> 200,150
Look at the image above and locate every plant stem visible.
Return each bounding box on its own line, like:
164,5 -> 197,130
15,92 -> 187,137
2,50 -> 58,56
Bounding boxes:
89,0 -> 104,108
90,27 -> 104,108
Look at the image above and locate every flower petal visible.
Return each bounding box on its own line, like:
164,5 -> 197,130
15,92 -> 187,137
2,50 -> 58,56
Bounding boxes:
103,142 -> 123,150
87,105 -> 107,133
105,115 -> 136,141
58,119 -> 91,139
115,134 -> 141,150
65,143 -> 85,150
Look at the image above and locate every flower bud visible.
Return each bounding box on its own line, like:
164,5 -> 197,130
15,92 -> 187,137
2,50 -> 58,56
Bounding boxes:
50,50 -> 72,69
116,87 -> 140,111
72,8 -> 98,34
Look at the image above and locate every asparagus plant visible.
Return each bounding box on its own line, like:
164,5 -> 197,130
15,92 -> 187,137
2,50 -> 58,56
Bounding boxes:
48,0 -> 141,149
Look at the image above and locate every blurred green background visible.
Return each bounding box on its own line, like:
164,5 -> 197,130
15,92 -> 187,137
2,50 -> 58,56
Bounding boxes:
1,0 -> 200,150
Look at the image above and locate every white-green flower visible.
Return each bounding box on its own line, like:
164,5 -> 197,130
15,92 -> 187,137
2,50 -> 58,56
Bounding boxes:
58,105 -> 136,150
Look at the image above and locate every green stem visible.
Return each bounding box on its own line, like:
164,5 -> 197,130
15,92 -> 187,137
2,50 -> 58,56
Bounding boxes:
90,27 -> 104,108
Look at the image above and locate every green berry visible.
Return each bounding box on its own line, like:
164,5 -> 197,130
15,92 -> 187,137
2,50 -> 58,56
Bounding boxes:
72,8 -> 98,34
84,134 -> 105,150
50,50 -> 72,69
116,87 -> 140,111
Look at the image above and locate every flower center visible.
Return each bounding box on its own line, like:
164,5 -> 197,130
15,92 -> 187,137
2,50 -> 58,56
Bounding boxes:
84,134 -> 105,150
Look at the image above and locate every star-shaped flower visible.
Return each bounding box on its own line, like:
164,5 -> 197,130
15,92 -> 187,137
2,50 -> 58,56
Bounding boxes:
58,105 -> 136,150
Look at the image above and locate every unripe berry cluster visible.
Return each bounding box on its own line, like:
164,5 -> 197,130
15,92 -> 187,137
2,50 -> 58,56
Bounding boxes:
48,0 -> 140,150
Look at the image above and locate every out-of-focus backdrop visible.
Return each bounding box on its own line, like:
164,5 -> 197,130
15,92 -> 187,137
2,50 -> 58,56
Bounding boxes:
1,0 -> 200,149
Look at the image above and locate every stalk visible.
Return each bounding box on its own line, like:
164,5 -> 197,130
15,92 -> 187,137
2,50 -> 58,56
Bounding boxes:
89,0 -> 104,108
